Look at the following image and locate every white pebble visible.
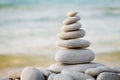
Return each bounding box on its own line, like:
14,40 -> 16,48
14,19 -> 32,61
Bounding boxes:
61,22 -> 81,32
63,16 -> 80,25
56,39 -> 90,48
57,29 -> 85,40
66,11 -> 78,17
55,49 -> 95,64
21,67 -> 45,80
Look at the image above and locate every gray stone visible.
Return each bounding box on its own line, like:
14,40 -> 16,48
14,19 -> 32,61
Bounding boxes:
61,69 -> 95,80
85,66 -> 114,77
66,11 -> 78,17
113,66 -> 120,73
48,73 -> 56,80
21,67 -> 45,80
53,74 -> 73,80
85,66 -> 120,77
63,16 -> 80,25
57,29 -> 85,40
36,67 -> 51,77
55,49 -> 95,64
61,22 -> 81,32
49,62 -> 105,73
56,39 -> 90,48
96,72 -> 120,80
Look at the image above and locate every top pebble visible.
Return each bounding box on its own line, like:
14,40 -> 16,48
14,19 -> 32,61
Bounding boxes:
66,11 -> 78,17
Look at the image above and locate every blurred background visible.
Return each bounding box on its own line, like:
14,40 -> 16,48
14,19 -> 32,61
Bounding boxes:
0,0 -> 120,77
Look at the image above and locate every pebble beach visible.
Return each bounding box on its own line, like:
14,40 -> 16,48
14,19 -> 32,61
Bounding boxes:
0,0 -> 120,80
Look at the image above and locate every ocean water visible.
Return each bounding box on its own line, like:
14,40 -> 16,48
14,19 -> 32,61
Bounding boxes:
0,0 -> 120,54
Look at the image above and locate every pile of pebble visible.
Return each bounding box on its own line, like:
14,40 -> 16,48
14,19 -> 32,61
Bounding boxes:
1,12 -> 120,80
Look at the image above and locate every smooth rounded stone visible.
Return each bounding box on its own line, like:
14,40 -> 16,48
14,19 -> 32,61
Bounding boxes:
66,11 -> 78,17
85,66 -> 115,77
61,22 -> 81,32
55,49 -> 95,64
61,69 -> 95,80
36,67 -> 51,77
63,16 -> 80,25
21,67 -> 45,80
57,29 -> 85,40
57,39 -> 90,48
48,73 -> 56,80
53,74 -> 73,80
113,66 -> 120,73
49,62 -> 105,73
96,72 -> 120,80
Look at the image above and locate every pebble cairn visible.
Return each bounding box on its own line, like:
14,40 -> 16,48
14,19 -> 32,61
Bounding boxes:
1,12 -> 120,80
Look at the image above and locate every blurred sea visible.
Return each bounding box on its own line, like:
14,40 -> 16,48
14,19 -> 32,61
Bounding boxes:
0,0 -> 120,54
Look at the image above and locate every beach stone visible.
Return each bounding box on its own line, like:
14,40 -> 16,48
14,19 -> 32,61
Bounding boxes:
61,22 -> 81,32
55,49 -> 95,64
48,73 -> 56,80
49,62 -> 105,73
85,66 -> 114,77
96,72 -> 120,80
53,74 -> 73,80
36,67 -> 51,77
63,16 -> 80,25
58,29 -> 85,40
113,66 -> 120,73
61,69 -> 95,80
21,67 -> 45,80
66,11 -> 78,17
85,66 -> 120,77
57,39 -> 90,48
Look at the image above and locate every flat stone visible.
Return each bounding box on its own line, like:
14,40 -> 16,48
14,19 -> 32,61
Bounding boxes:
85,66 -> 115,77
53,74 -> 73,80
96,72 -> 120,80
66,11 -> 78,17
21,67 -> 45,80
49,62 -> 105,73
57,29 -> 85,40
55,49 -> 95,64
36,67 -> 51,77
56,39 -> 90,48
61,22 -> 81,32
61,69 -> 95,80
48,73 -> 56,80
63,16 -> 80,25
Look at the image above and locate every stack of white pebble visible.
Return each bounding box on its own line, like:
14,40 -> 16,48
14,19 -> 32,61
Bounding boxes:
1,12 -> 120,80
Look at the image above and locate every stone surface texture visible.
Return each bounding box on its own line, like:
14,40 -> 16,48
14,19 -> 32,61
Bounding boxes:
96,72 -> 120,80
20,67 -> 45,80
